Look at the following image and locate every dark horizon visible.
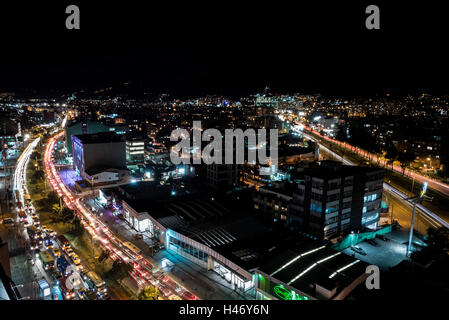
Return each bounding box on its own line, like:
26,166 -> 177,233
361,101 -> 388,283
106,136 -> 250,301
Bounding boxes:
0,2 -> 448,99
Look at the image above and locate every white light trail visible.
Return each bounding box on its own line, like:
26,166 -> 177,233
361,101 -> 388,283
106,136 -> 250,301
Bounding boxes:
43,132 -> 198,300
302,131 -> 449,230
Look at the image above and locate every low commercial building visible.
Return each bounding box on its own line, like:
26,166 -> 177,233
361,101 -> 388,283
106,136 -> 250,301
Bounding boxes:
117,180 -> 372,299
84,167 -> 130,186
119,181 -> 265,292
254,242 -> 369,300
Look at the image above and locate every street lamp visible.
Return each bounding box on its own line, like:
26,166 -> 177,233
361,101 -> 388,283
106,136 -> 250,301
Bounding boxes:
406,182 -> 431,257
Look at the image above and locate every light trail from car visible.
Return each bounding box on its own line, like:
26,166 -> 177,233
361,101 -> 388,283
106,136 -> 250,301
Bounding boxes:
43,132 -> 198,300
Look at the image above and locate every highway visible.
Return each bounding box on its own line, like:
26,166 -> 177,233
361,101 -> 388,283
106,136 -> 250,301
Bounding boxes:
13,137 -> 40,207
302,125 -> 449,198
43,131 -> 198,300
11,136 -> 56,298
298,128 -> 449,231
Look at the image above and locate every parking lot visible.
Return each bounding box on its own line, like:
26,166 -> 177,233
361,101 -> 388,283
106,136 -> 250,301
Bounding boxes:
342,230 -> 409,270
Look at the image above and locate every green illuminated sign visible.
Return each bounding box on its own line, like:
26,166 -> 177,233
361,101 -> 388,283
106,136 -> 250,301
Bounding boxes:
273,285 -> 309,300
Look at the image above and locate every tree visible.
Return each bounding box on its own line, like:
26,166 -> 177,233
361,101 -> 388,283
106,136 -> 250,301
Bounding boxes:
98,249 -> 110,263
411,227 -> 449,265
138,286 -> 161,300
107,261 -> 133,281
398,148 -> 416,175
384,139 -> 398,169
425,227 -> 449,252
46,191 -> 60,204
31,150 -> 41,161
36,191 -> 60,211
70,216 -> 85,236
50,205 -> 75,224
30,168 -> 45,184
335,124 -> 348,142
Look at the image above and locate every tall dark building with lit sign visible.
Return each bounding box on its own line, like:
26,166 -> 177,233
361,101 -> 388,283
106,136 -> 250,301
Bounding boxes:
72,132 -> 126,182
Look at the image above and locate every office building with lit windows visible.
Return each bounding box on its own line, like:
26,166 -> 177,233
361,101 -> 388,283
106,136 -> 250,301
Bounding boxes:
289,161 -> 384,239
126,137 -> 145,165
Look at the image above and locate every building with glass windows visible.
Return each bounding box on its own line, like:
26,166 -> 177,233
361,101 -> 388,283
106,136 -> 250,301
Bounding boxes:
289,161 -> 384,238
126,137 -> 145,166
122,194 -> 265,293
253,160 -> 385,240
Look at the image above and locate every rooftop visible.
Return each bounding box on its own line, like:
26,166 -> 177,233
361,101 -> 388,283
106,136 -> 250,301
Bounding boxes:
258,242 -> 368,297
304,160 -> 384,179
73,132 -> 124,144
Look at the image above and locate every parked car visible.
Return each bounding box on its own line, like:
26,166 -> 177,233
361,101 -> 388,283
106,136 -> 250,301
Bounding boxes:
376,234 -> 389,242
365,239 -> 379,247
30,239 -> 39,250
350,245 -> 367,255
35,231 -> 43,240
53,248 -> 61,257
2,218 -> 14,224
102,293 -> 111,300
48,229 -> 57,237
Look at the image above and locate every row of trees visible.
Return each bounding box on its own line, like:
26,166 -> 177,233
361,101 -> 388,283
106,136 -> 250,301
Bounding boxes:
335,123 -> 416,174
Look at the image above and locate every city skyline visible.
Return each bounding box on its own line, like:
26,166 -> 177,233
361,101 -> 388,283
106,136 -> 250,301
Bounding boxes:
1,1 -> 449,308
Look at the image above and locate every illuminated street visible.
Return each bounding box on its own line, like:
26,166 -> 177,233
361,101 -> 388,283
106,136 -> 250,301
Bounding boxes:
1,2 -> 449,306
43,132 -> 198,300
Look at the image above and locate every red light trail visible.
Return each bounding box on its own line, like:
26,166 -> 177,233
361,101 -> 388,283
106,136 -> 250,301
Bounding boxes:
44,132 -> 198,300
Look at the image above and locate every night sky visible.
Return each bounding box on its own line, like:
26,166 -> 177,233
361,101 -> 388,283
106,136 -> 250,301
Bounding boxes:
0,1 -> 447,98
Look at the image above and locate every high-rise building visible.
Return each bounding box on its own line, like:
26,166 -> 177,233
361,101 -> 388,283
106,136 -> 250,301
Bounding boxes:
65,120 -> 126,155
0,115 -> 19,147
289,161 -> 384,239
126,137 -> 145,166
253,161 -> 385,239
72,132 -> 126,183
206,163 -> 239,187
